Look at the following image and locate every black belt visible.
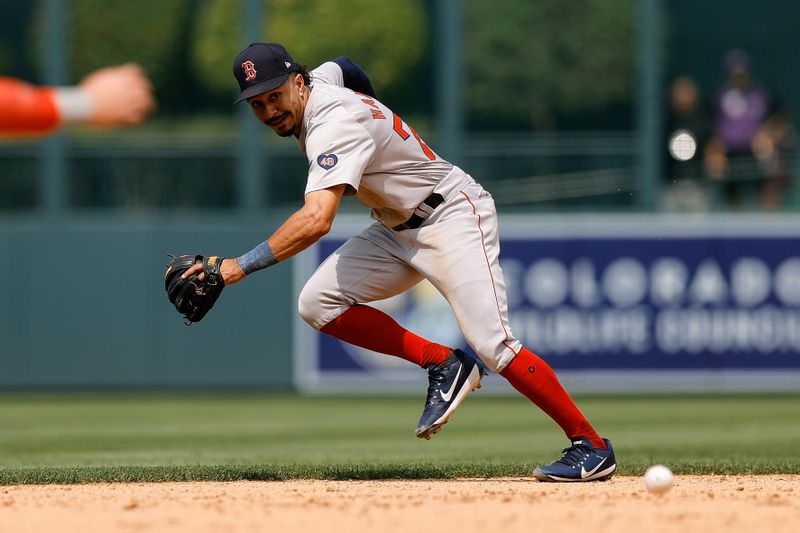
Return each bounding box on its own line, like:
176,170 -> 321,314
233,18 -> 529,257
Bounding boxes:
392,193 -> 445,231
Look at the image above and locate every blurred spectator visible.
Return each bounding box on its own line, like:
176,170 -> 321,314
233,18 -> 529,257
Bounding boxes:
0,63 -> 155,138
704,48 -> 776,210
751,105 -> 797,209
662,75 -> 712,211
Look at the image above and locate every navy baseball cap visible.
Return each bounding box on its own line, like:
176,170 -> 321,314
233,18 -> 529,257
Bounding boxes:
232,42 -> 298,105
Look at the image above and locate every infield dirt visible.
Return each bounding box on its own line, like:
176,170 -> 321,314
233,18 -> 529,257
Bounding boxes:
0,475 -> 798,532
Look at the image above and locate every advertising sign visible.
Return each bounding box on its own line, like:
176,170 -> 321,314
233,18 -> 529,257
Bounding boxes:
295,215 -> 800,393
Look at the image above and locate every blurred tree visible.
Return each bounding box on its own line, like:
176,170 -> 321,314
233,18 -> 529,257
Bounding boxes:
22,1 -> 636,130
465,0 -> 636,129
192,0 -> 428,99
30,0 -> 192,110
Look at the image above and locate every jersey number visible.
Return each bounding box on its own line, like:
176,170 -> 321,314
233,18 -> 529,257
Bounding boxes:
392,113 -> 436,161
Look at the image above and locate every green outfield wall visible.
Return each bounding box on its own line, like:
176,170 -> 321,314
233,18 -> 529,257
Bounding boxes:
0,214 -> 295,390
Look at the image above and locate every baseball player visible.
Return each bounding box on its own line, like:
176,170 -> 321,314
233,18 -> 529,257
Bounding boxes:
0,64 -> 155,137
182,42 -> 616,482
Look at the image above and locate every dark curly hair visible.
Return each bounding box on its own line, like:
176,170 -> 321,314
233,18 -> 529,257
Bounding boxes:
295,64 -> 311,86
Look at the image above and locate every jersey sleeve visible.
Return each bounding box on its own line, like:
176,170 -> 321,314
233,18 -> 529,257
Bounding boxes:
310,57 -> 376,98
0,77 -> 61,136
310,62 -> 344,87
304,103 -> 376,195
332,56 -> 376,98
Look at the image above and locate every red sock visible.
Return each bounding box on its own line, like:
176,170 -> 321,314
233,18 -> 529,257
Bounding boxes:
320,304 -> 451,368
500,348 -> 605,449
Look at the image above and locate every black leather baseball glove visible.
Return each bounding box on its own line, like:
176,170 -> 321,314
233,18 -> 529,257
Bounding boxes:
164,254 -> 225,323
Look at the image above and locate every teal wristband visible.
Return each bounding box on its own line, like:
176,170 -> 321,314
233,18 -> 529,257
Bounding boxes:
237,241 -> 278,275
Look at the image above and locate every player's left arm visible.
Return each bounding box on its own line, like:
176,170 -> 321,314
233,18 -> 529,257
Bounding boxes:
182,185 -> 347,286
266,184 -> 347,262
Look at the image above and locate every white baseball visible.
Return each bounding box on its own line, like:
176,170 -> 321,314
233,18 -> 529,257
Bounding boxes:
643,464 -> 674,494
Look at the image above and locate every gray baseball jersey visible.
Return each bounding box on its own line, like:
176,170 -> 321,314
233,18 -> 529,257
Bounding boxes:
298,62 -> 521,372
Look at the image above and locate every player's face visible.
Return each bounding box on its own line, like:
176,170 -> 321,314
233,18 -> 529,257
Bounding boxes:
246,75 -> 306,138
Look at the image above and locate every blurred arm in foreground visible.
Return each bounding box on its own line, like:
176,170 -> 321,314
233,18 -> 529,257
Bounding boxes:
0,63 -> 156,138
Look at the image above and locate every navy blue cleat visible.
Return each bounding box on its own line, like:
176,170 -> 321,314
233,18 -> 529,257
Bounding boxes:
415,349 -> 485,440
533,438 -> 617,482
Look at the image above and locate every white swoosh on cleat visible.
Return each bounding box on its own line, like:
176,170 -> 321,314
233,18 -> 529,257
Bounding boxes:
581,458 -> 609,479
439,365 -> 463,402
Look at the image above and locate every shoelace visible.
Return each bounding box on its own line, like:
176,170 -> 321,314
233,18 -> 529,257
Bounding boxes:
555,443 -> 592,467
423,363 -> 450,406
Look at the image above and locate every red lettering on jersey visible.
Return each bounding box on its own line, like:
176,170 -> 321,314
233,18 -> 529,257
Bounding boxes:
242,61 -> 257,81
410,127 -> 436,160
392,112 -> 436,160
361,98 -> 384,119
392,114 -> 410,140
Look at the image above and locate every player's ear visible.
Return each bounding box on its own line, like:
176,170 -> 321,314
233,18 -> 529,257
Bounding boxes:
293,73 -> 305,91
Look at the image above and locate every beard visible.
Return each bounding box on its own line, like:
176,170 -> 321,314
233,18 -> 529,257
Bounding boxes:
266,113 -> 295,137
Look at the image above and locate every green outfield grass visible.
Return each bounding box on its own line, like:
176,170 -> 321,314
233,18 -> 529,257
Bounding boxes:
0,393 -> 797,484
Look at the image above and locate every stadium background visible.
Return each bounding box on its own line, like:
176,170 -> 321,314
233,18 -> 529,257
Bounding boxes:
1,0 -> 799,393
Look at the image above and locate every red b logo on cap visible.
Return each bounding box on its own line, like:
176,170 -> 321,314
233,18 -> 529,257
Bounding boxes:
242,60 -> 257,81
